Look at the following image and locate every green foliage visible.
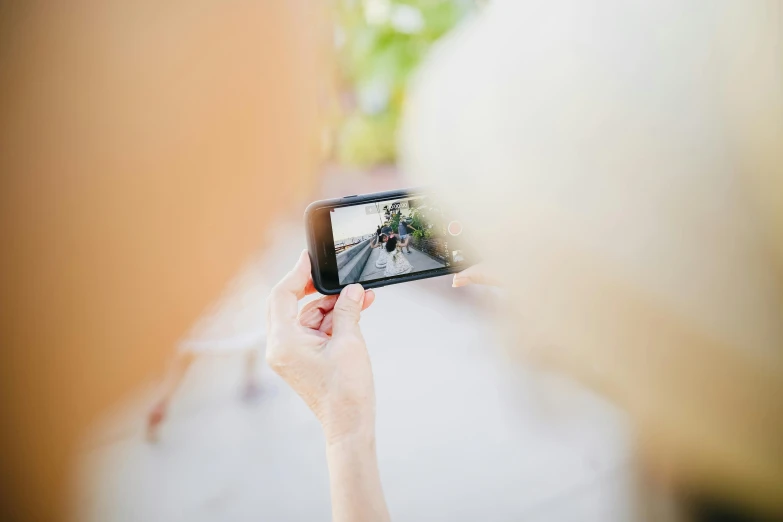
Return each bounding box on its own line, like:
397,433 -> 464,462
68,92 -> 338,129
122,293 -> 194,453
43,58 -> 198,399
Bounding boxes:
337,112 -> 397,166
407,207 -> 431,239
335,0 -> 473,167
388,212 -> 401,232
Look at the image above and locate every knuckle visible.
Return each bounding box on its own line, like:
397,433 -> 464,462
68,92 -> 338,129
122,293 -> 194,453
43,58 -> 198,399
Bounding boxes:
265,347 -> 288,372
336,333 -> 365,351
334,300 -> 360,316
268,283 -> 288,302
265,336 -> 290,370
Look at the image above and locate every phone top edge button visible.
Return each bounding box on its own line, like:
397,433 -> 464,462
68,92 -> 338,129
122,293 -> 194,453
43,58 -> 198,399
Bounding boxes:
344,194 -> 358,198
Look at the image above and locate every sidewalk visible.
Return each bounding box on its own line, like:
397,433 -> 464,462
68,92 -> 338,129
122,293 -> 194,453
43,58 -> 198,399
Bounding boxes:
360,245 -> 446,281
76,222 -> 636,522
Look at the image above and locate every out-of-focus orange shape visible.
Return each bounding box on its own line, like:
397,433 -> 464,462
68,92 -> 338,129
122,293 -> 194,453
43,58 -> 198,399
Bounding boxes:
0,2 -> 327,520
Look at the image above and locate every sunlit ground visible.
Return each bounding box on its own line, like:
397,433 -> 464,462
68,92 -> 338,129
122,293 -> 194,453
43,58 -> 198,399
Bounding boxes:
75,170 -> 637,522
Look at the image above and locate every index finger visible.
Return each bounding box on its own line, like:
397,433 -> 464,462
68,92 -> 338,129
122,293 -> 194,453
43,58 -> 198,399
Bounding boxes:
268,250 -> 318,324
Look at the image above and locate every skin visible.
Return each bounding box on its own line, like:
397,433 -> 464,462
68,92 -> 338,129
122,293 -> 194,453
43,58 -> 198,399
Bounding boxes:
397,219 -> 416,252
260,258 -> 477,522
266,251 -> 390,522
371,235 -> 388,249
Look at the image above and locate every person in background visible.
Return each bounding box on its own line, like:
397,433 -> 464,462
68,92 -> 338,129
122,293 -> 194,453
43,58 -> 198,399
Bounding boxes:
397,215 -> 417,254
145,342 -> 262,442
383,236 -> 413,276
371,226 -> 394,269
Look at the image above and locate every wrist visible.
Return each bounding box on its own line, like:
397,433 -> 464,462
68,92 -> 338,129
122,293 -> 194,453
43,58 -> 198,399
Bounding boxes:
322,417 -> 375,448
324,427 -> 379,482
323,422 -> 390,522
318,401 -> 375,445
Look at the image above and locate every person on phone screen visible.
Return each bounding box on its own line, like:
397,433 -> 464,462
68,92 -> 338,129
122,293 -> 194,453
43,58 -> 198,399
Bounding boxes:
383,236 -> 413,277
397,215 -> 417,254
371,227 -> 393,268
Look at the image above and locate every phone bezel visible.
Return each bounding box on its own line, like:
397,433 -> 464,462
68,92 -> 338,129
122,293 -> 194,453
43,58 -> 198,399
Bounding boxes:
305,187 -> 464,294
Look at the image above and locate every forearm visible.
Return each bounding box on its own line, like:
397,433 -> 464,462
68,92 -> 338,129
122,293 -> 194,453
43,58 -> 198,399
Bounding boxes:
325,431 -> 390,522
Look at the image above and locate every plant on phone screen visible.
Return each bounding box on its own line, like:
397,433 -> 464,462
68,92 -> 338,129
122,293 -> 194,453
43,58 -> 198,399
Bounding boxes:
409,208 -> 430,240
389,212 -> 401,233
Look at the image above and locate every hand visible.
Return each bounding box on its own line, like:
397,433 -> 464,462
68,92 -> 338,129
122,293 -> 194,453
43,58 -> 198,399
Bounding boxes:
266,250 -> 377,443
451,263 -> 501,288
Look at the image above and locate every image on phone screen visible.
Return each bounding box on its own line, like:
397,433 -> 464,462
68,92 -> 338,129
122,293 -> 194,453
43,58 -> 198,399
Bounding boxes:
330,195 -> 465,285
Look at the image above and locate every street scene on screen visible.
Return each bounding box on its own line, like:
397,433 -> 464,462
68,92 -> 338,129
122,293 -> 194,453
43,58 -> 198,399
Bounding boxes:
331,197 -> 454,285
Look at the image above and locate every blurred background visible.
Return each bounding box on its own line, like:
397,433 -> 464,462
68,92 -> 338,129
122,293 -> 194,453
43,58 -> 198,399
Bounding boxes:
70,2 -> 638,521
329,0 -> 474,167
1,1 -> 780,522
322,0 -> 476,192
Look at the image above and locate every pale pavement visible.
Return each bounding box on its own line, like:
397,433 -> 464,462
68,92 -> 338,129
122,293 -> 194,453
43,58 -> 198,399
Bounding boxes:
359,245 -> 446,282
77,223 -> 636,522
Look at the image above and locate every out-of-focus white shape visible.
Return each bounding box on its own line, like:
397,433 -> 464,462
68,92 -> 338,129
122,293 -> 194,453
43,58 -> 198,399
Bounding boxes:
390,4 -> 425,34
400,0 -> 783,511
401,0 -> 783,360
364,0 -> 391,26
357,80 -> 391,115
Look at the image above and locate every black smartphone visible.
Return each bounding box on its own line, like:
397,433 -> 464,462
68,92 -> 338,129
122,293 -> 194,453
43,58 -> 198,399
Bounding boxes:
305,188 -> 470,294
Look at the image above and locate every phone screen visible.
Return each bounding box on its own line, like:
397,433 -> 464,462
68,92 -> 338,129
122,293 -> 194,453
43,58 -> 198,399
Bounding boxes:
329,194 -> 466,285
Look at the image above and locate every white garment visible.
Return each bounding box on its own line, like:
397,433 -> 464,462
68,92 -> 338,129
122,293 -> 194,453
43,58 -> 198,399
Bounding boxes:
375,246 -> 389,268
401,0 -> 783,356
384,249 -> 413,277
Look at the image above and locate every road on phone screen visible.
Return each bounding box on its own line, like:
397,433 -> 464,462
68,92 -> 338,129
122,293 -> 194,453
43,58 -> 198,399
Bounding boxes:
358,245 -> 446,283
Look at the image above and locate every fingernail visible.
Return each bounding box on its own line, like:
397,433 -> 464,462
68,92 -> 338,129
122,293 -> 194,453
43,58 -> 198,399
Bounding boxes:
345,284 -> 364,302
452,275 -> 468,288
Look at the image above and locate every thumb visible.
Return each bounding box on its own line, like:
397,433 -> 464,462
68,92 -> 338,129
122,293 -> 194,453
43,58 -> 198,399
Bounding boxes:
331,284 -> 365,338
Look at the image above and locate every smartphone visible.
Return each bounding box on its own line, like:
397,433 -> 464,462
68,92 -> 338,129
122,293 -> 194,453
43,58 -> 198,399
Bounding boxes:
305,188 -> 470,294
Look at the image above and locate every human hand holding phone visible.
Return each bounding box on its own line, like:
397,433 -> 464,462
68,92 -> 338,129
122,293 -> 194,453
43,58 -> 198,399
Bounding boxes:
266,250 -> 377,440
267,251 -> 390,522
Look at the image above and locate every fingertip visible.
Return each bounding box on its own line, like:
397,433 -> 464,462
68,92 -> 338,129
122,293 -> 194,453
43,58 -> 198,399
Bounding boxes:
452,274 -> 470,288
342,283 -> 365,303
331,285 -> 365,335
362,289 -> 376,310
297,250 -> 311,272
